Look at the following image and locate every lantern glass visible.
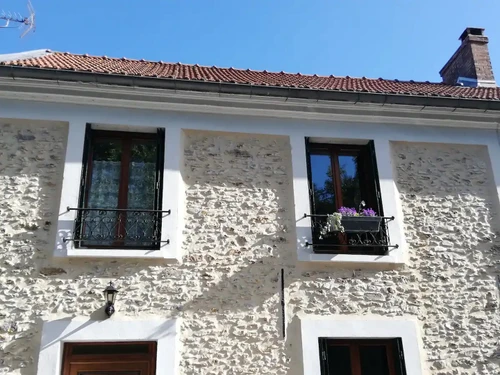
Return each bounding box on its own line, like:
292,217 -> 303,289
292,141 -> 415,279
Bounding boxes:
103,283 -> 118,304
106,291 -> 117,304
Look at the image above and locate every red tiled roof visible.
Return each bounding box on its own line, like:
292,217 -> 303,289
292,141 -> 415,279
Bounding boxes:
2,50 -> 500,101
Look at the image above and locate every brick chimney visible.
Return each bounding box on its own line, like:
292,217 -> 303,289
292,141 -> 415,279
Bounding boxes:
439,27 -> 496,87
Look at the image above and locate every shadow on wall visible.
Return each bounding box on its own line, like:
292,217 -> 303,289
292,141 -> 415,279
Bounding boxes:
171,130 -> 297,373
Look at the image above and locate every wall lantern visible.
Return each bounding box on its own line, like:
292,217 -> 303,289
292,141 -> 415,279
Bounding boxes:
103,282 -> 119,317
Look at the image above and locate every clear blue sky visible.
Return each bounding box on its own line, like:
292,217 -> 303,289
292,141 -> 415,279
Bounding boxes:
1,0 -> 499,83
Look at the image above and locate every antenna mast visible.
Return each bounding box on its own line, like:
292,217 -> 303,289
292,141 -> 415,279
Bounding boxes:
0,0 -> 35,37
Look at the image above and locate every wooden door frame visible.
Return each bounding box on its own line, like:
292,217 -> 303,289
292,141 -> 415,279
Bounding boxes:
324,339 -> 398,375
62,342 -> 157,375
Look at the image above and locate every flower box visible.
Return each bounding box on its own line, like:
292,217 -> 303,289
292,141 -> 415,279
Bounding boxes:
341,216 -> 382,233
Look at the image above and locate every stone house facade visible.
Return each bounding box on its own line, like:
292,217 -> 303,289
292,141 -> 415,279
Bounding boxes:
1,28 -> 500,375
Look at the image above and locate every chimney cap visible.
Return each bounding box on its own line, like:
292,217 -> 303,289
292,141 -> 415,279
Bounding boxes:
459,27 -> 485,41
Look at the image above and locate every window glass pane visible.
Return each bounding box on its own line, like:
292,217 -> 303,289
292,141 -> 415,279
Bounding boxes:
125,141 -> 158,246
338,155 -> 361,209
360,345 -> 390,375
87,140 -> 122,209
326,345 -> 352,375
127,142 -> 157,210
310,154 -> 336,214
81,140 -> 122,246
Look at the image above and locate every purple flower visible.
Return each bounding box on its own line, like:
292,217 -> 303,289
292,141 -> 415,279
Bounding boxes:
338,206 -> 357,216
360,208 -> 377,217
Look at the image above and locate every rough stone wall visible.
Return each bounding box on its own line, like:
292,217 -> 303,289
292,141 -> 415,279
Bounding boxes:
392,142 -> 500,374
0,119 -> 68,373
1,121 -> 500,375
180,130 -> 294,374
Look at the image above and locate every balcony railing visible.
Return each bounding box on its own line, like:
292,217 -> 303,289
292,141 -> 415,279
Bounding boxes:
303,213 -> 399,255
64,207 -> 171,249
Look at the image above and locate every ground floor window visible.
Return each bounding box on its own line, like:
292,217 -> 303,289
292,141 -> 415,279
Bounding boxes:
62,342 -> 157,375
319,338 -> 406,375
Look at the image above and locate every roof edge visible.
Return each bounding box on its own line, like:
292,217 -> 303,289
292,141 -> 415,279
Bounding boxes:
1,50 -> 444,86
1,65 -> 500,112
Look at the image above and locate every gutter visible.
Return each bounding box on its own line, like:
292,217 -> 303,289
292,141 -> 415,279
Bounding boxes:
1,65 -> 500,112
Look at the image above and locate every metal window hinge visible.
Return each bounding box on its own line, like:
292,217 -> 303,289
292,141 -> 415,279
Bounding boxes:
321,351 -> 327,361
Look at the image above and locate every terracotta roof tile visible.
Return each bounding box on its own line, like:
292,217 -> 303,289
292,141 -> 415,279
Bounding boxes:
1,51 -> 500,101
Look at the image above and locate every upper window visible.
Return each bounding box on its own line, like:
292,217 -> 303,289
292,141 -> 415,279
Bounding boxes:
319,338 -> 407,375
306,141 -> 396,255
71,126 -> 165,249
62,341 -> 157,375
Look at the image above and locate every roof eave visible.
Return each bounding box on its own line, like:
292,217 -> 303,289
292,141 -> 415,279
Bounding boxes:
0,65 -> 499,111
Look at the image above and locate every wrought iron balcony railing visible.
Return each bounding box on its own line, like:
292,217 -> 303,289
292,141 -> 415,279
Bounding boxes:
303,213 -> 399,255
64,207 -> 171,249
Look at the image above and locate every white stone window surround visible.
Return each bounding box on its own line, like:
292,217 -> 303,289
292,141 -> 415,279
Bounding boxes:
54,121 -> 184,260
300,316 -> 424,375
36,318 -> 178,375
291,135 -> 407,266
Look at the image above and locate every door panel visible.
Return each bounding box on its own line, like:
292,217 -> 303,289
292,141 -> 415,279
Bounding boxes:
70,361 -> 149,375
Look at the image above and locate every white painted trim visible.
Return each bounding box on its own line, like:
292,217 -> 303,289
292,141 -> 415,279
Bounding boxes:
291,134 -> 313,261
1,81 -> 500,129
486,142 -> 500,214
373,138 -> 407,264
299,315 -> 424,375
36,318 -> 178,375
66,248 -> 167,258
1,99 -> 499,143
54,122 -> 183,261
292,134 -> 407,267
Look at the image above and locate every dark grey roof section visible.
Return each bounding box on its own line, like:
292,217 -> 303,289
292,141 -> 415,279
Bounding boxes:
1,64 -> 500,111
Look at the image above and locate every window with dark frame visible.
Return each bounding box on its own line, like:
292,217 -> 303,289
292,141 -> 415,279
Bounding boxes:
306,140 -> 391,255
319,338 -> 407,375
72,126 -> 165,249
62,341 -> 157,375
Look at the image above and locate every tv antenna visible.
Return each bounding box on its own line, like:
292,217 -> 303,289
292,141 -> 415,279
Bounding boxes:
0,0 -> 35,37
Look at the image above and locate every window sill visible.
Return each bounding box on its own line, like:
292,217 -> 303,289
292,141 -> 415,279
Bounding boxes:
297,245 -> 406,269
55,225 -> 180,261
54,243 -> 179,260
66,248 -> 174,259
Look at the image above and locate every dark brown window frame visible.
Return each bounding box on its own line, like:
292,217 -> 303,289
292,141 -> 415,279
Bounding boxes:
74,125 -> 165,250
62,341 -> 157,375
306,142 -> 381,213
83,130 -> 159,217
306,140 -> 388,254
319,338 -> 407,375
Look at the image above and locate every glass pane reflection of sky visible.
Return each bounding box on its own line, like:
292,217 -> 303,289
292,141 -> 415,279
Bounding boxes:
310,154 -> 360,211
